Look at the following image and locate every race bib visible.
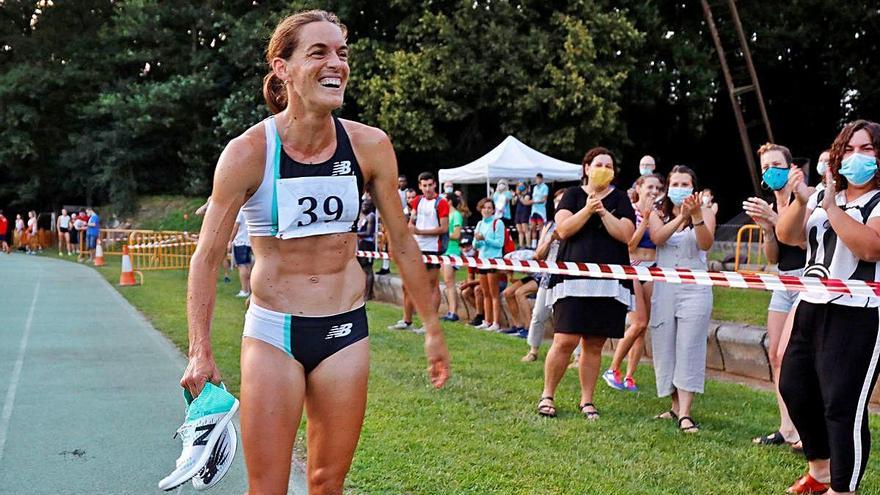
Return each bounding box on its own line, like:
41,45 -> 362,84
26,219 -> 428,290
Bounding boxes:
275,175 -> 359,239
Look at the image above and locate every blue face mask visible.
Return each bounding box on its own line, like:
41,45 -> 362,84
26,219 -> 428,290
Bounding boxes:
762,167 -> 790,191
639,166 -> 653,176
839,153 -> 878,186
817,161 -> 828,177
667,187 -> 693,206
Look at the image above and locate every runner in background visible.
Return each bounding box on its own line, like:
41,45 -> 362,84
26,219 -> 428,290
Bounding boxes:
229,207 -> 253,298
602,172 -> 664,392
57,208 -> 72,256
530,173 -> 549,248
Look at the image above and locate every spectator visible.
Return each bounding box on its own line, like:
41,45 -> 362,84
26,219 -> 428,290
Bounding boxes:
460,266 -> 484,326
356,199 -> 377,302
639,155 -> 657,177
402,188 -> 418,223
513,180 -> 532,248
388,172 -> 449,333
743,143 -> 808,451
229,207 -> 253,298
441,180 -> 455,199
473,197 -> 506,331
57,208 -> 72,256
26,210 -> 39,254
493,179 -> 514,226
521,189 -> 566,361
502,272 -> 537,335
530,173 -> 550,248
777,120 -> 880,495
699,188 -> 719,215
537,146 -> 636,420
648,165 -> 716,433
85,208 -> 100,263
814,149 -> 831,191
14,213 -> 24,250
74,210 -> 87,260
602,172 -> 665,392
0,210 -> 9,254
441,194 -> 468,321
398,174 -> 409,210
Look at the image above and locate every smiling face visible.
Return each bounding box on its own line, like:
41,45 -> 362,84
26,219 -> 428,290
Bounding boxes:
760,149 -> 789,172
480,199 -> 495,218
638,176 -> 662,200
273,21 -> 349,113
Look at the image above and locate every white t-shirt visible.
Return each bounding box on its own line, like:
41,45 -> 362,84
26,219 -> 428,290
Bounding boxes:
801,189 -> 880,308
27,217 -> 37,234
59,215 -> 71,229
412,196 -> 449,253
232,209 -> 250,247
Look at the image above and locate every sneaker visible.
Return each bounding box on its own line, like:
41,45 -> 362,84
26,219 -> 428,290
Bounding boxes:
376,268 -> 391,275
486,323 -> 501,332
475,321 -> 490,330
623,376 -> 639,392
158,383 -> 240,491
515,328 -> 529,339
223,276 -> 231,283
440,312 -> 454,321
501,326 -> 521,335
446,313 -> 460,322
410,327 -> 426,335
601,369 -> 626,391
387,320 -> 413,330
191,421 -> 237,490
469,314 -> 484,327
235,290 -> 250,298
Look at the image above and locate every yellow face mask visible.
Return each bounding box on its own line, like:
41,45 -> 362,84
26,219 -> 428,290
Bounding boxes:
589,167 -> 614,188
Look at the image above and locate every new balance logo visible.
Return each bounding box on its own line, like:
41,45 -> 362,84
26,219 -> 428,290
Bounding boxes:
331,160 -> 352,175
326,322 -> 353,339
193,424 -> 215,446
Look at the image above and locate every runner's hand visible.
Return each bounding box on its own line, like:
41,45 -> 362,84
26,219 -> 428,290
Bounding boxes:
180,353 -> 222,398
424,331 -> 450,389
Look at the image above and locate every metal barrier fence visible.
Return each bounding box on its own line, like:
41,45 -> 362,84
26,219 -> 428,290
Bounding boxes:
127,231 -> 199,271
734,224 -> 765,272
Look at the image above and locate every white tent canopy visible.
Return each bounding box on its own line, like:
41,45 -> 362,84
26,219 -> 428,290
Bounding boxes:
438,136 -> 582,191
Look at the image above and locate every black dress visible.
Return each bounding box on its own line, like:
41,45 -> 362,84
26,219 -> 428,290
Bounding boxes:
548,186 -> 636,337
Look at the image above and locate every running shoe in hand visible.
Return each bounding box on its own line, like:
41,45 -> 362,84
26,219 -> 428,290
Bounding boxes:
158,383 -> 239,491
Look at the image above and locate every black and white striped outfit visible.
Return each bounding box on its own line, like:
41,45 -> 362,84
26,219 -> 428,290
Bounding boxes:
779,188 -> 880,493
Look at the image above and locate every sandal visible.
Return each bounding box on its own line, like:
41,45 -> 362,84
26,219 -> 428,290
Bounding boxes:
790,440 -> 804,455
521,351 -> 538,362
786,473 -> 829,494
579,402 -> 600,421
752,430 -> 787,446
537,396 -> 557,418
678,416 -> 700,433
654,409 -> 678,421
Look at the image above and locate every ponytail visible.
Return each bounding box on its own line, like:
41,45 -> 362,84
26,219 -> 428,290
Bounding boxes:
262,72 -> 287,115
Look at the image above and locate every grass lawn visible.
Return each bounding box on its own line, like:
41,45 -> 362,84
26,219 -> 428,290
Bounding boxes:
44,253 -> 879,494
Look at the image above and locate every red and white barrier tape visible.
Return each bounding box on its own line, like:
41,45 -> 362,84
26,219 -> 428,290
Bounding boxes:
356,251 -> 880,298
128,241 -> 198,250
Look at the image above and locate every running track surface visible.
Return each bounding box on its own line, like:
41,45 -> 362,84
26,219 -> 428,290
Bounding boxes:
0,254 -> 306,494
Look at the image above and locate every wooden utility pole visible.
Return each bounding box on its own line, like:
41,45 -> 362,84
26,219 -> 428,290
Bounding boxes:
700,0 -> 774,195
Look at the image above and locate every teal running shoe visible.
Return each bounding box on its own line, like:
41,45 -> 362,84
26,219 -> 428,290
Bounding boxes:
158,382 -> 239,491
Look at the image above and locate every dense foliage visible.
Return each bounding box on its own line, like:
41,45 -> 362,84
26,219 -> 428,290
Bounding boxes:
1,1 -> 878,215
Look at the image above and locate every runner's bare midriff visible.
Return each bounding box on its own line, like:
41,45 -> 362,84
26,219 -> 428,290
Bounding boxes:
249,232 -> 364,316
630,247 -> 656,263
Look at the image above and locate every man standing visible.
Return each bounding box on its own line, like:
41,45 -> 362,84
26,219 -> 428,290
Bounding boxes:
0,210 -> 9,254
86,208 -> 100,263
398,174 -> 409,210
388,172 -> 449,333
529,173 -> 550,248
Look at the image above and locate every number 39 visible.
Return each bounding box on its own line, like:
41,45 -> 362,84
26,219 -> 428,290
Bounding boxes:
297,195 -> 344,226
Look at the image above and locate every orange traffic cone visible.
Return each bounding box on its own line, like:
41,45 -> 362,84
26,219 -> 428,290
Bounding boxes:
119,245 -> 139,286
93,239 -> 105,267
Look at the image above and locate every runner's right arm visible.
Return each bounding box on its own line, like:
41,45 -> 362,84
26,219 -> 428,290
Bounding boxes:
182,132 -> 263,397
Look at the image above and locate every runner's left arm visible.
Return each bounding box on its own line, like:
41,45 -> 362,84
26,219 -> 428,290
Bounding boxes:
360,128 -> 450,388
